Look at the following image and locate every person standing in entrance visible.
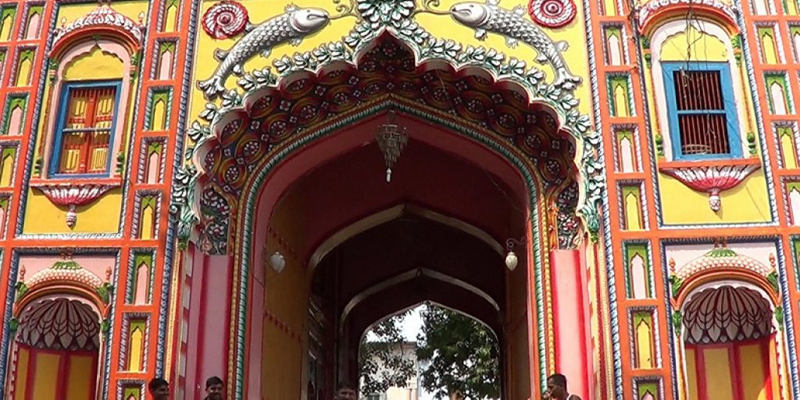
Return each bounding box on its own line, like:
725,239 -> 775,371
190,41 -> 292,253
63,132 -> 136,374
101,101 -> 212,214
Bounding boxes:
205,376 -> 224,400
335,383 -> 358,400
148,378 -> 170,400
544,374 -> 581,400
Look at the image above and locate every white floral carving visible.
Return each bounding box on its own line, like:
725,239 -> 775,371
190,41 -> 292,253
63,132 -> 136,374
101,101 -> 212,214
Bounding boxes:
660,163 -> 760,212
638,0 -> 736,30
53,6 -> 145,46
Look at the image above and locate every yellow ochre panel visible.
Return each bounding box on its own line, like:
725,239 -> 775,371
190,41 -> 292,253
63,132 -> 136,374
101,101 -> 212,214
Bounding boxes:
23,189 -> 122,234
659,171 -> 770,224
31,352 -> 59,400
686,348 -> 699,400
15,347 -> 30,398
63,47 -> 124,81
738,343 -> 769,400
66,355 -> 94,400
703,347 -> 734,400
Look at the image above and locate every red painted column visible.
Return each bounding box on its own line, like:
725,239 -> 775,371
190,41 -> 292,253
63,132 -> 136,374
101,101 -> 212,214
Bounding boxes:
184,249 -> 233,399
550,249 -> 592,400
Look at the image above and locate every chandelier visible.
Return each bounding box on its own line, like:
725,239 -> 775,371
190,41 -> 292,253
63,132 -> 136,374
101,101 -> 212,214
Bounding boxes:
375,110 -> 408,183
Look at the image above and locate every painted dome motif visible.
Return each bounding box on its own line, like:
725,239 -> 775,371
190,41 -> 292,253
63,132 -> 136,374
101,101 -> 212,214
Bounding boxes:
675,246 -> 772,281
16,298 -> 100,351
683,286 -> 773,345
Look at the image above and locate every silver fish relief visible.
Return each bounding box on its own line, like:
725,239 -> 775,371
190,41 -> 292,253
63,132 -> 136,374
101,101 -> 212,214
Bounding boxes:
450,0 -> 582,89
198,4 -> 330,99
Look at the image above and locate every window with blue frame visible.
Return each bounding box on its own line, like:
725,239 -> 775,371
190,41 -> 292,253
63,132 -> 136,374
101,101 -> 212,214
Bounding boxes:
50,81 -> 121,176
662,62 -> 741,160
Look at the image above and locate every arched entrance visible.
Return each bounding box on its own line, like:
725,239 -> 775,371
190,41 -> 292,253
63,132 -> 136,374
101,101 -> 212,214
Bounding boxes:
177,31 -> 602,400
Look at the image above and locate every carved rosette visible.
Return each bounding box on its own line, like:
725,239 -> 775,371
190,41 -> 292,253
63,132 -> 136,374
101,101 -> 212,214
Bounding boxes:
202,1 -> 250,39
660,163 -> 760,212
31,183 -> 118,227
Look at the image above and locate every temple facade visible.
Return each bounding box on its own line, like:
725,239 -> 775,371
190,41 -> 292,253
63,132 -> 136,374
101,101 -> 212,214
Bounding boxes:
0,0 -> 795,399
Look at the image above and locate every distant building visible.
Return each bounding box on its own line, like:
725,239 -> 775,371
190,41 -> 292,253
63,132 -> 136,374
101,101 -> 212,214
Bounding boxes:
363,341 -> 420,400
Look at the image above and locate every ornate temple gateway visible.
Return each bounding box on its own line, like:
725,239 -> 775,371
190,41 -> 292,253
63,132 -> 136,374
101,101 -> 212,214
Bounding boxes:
0,0 -> 795,399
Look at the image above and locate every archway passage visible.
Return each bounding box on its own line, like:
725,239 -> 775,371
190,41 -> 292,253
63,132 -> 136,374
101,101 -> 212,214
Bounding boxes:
257,116 -> 536,400
184,33 -> 599,400
193,33 -> 584,255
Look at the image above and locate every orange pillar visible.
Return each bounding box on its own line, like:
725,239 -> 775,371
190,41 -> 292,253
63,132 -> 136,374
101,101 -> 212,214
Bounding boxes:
550,249 -> 592,400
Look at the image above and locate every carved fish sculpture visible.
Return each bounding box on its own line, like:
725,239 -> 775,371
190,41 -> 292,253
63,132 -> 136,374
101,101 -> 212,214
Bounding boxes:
198,5 -> 330,99
450,0 -> 582,89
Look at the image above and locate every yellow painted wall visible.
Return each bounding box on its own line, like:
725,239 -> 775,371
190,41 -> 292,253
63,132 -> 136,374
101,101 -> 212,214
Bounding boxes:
23,189 -> 122,233
738,344 -> 769,400
66,355 -> 94,400
659,172 -> 771,224
31,352 -> 59,400
703,347 -> 735,399
62,46 -> 124,81
15,347 -> 29,397
262,189 -> 311,400
23,2 -> 148,235
646,26 -> 771,224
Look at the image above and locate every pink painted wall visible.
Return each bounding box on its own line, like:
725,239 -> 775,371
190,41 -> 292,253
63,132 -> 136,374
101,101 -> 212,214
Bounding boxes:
550,249 -> 591,400
18,254 -> 114,282
184,249 -> 232,398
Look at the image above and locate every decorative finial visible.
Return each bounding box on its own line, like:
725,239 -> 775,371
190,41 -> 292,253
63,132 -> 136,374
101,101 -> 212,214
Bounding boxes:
769,253 -> 776,270
669,258 -> 676,274
721,237 -> 727,248
376,110 -> 408,183
713,238 -> 719,248
105,266 -> 112,282
19,265 -> 25,282
60,248 -> 74,260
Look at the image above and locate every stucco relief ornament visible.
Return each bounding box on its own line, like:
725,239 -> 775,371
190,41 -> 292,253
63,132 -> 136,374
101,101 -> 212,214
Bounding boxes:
527,0 -> 577,28
31,183 -> 117,227
198,4 -> 335,99
176,0 -> 607,256
660,164 -> 760,212
53,5 -> 145,45
637,0 -> 736,29
445,0 -> 582,89
202,1 -> 250,40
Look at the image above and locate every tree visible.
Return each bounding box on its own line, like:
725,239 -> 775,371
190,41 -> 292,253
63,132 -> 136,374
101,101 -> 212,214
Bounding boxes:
359,310 -> 416,396
417,305 -> 500,400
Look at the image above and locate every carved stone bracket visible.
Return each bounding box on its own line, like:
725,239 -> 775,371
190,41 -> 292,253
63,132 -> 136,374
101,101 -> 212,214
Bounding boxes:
659,161 -> 760,212
31,181 -> 119,227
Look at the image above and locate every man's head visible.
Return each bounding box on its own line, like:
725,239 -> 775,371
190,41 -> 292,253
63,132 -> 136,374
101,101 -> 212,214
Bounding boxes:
206,376 -> 224,399
335,383 -> 357,400
547,374 -> 568,398
148,378 -> 169,400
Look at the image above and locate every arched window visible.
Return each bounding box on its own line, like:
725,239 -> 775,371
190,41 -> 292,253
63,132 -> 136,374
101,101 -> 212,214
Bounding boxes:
649,20 -> 747,161
12,298 -> 101,400
681,285 -> 777,400
42,7 -> 142,179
